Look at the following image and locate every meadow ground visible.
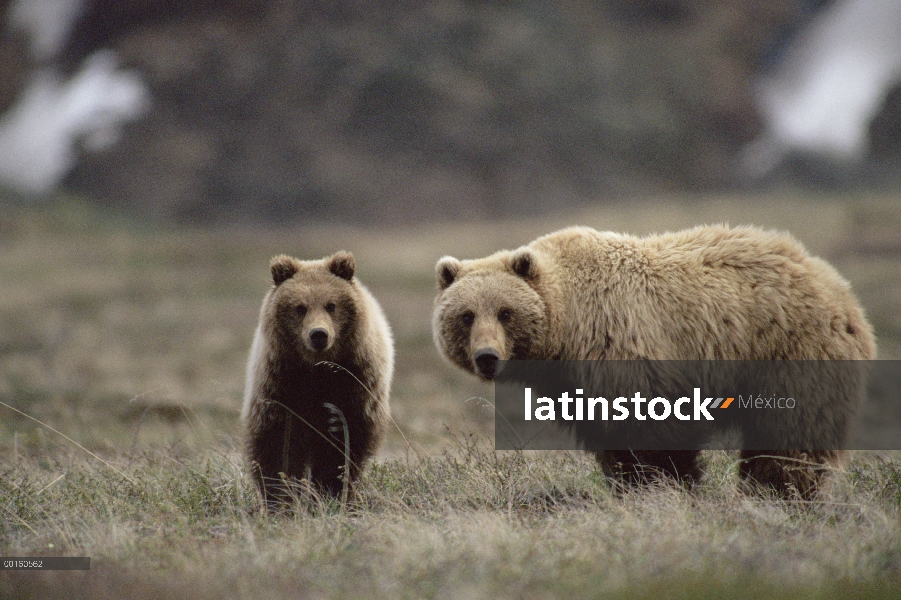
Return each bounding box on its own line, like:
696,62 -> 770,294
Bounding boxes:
1,191 -> 901,598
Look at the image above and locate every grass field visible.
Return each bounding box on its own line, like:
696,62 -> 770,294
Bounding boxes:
2,191 -> 901,598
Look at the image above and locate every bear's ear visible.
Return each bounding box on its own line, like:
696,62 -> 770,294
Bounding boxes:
270,255 -> 299,286
327,251 -> 355,281
436,256 -> 462,290
510,248 -> 538,280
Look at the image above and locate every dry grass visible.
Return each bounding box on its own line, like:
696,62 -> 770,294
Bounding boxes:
3,441 -> 901,599
2,191 -> 901,598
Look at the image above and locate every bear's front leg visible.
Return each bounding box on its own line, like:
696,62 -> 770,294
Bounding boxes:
308,439 -> 349,500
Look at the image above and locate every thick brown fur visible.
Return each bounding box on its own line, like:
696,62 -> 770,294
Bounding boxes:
432,225 -> 876,498
243,251 -> 393,505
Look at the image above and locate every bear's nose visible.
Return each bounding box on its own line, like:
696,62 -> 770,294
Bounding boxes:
309,328 -> 329,351
474,347 -> 500,380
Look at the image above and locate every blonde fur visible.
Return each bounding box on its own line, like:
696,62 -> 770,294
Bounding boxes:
433,224 -> 875,497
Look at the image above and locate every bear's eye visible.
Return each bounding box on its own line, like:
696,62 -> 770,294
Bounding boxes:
461,312 -> 475,327
296,304 -> 307,317
325,302 -> 336,314
498,308 -> 512,323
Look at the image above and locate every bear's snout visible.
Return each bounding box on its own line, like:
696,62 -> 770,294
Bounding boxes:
309,328 -> 329,351
474,347 -> 500,380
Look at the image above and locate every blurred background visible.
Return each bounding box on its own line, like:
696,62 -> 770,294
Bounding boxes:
0,0 -> 900,454
0,0 -> 899,222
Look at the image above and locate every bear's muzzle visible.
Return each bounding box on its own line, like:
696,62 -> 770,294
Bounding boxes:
474,347 -> 500,380
309,328 -> 329,351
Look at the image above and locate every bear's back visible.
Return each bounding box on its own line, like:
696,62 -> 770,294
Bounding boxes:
535,225 -> 875,361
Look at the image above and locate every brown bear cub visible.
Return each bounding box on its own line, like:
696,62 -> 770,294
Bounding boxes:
432,225 -> 875,498
243,251 -> 393,505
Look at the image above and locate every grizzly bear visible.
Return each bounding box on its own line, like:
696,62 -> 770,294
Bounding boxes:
432,225 -> 875,498
243,251 -> 393,504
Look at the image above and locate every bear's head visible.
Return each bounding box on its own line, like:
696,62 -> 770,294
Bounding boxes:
432,247 -> 548,381
265,251 -> 359,360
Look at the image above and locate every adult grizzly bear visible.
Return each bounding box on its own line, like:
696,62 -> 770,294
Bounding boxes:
243,251 -> 393,504
432,225 -> 875,497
